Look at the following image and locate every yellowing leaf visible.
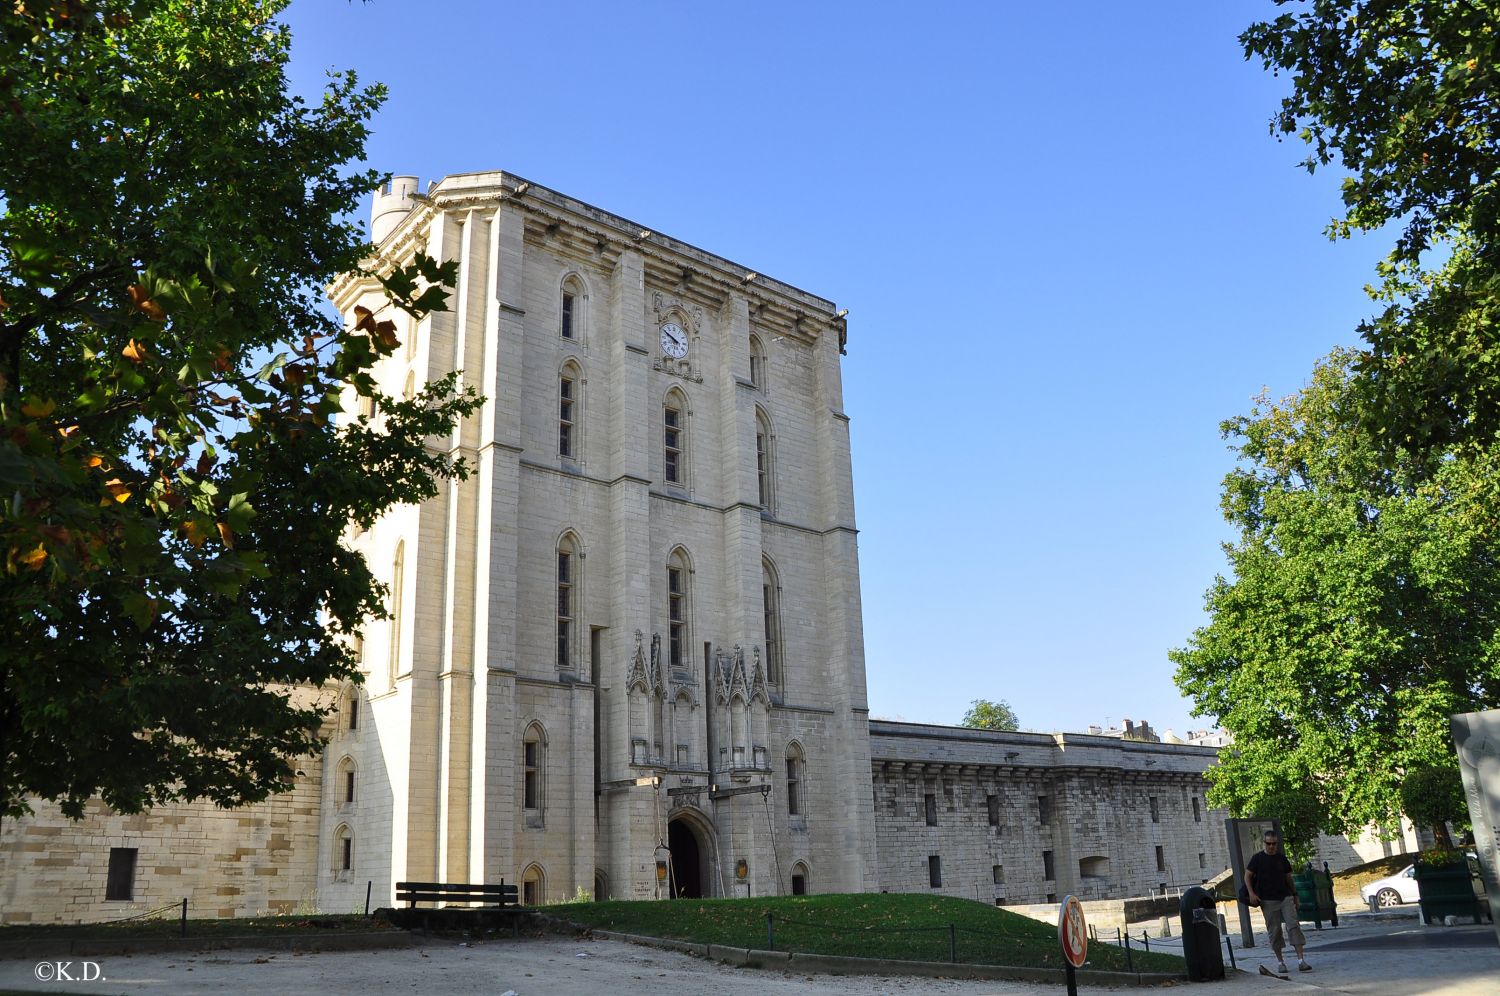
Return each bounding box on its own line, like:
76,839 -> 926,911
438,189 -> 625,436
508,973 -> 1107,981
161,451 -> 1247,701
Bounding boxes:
102,478 -> 132,503
182,519 -> 210,547
128,284 -> 165,321
21,397 -> 55,417
373,319 -> 400,351
216,522 -> 234,549
122,338 -> 146,363
17,543 -> 47,570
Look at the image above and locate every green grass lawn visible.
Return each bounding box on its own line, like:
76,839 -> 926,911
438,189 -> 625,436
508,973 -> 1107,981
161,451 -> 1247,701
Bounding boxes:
0,912 -> 393,941
550,892 -> 1186,974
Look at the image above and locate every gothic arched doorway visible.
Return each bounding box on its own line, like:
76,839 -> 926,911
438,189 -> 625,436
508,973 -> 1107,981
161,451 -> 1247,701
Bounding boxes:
667,817 -> 704,898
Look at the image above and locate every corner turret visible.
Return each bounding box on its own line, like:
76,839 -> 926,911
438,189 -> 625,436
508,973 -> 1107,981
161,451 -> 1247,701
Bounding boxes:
370,175 -> 419,244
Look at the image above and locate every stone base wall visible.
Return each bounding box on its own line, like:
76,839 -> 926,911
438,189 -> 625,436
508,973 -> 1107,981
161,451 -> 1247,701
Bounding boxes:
0,768 -> 321,925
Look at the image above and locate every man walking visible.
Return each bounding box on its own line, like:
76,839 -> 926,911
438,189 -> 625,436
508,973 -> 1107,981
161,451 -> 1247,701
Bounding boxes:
1246,829 -> 1310,975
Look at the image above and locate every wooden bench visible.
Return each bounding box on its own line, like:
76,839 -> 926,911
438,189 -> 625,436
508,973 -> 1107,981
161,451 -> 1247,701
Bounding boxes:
396,881 -> 520,908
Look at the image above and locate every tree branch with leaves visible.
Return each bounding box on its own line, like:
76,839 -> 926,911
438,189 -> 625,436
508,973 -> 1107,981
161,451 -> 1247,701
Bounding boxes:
0,0 -> 480,819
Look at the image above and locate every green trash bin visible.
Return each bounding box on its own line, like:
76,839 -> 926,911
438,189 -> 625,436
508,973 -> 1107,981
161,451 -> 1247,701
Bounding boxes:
1292,868 -> 1335,926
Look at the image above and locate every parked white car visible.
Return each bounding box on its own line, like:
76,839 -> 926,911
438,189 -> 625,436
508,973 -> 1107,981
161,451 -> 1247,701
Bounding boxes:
1361,865 -> 1419,908
1359,853 -> 1485,910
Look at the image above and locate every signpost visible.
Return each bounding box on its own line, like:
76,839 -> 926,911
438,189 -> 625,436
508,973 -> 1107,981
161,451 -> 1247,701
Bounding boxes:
1058,894 -> 1087,996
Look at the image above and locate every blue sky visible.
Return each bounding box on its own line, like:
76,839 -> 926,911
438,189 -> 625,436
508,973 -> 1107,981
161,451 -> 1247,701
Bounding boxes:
283,1 -> 1386,737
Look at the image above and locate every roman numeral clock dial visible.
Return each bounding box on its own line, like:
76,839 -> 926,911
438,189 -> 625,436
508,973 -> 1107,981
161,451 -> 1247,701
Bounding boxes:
659,322 -> 688,359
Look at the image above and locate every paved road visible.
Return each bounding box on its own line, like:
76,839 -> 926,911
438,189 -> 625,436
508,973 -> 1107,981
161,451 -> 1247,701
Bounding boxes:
0,911 -> 1493,995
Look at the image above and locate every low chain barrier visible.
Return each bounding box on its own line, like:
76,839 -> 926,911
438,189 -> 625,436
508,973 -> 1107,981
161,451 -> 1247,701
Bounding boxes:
760,911 -> 1120,968
93,898 -> 188,936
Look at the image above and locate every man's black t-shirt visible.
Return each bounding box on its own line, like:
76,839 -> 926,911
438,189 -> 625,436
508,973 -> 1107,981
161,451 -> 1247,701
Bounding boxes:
1247,850 -> 1293,901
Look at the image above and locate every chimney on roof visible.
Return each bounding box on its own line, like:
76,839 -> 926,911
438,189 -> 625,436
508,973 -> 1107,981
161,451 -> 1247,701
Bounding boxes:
1123,719 -> 1133,733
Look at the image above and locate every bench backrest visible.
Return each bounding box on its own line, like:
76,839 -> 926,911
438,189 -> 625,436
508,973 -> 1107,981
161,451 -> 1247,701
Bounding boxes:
395,881 -> 520,907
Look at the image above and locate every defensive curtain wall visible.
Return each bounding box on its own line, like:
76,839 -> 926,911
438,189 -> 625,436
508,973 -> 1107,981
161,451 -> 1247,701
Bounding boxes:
869,721 -> 1230,905
1,716 -> 1236,923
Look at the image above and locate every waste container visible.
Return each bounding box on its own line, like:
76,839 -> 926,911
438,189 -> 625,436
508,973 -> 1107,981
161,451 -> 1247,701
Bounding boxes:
1293,866 -> 1336,926
1179,886 -> 1226,982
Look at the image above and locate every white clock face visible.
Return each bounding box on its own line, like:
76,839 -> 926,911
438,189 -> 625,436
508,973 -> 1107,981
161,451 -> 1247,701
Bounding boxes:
660,322 -> 688,359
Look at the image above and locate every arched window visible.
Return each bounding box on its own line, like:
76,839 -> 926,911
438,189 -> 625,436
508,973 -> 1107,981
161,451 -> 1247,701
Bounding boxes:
663,389 -> 688,487
521,863 -> 546,906
333,824 -> 353,876
558,362 -> 580,460
522,722 -> 546,825
785,741 -> 805,817
402,369 -> 415,401
556,533 -> 580,671
666,548 -> 691,672
790,861 -> 809,896
337,756 -> 356,805
749,334 -> 767,390
560,274 -> 585,341
762,558 -> 783,685
755,407 -> 774,511
388,541 -> 405,686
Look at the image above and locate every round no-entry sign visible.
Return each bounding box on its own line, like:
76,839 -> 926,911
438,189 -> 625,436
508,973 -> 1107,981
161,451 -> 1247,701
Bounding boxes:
1058,894 -> 1088,969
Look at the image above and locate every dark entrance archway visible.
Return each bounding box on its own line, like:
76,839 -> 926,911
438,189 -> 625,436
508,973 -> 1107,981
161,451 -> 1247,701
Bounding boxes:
667,818 -> 703,898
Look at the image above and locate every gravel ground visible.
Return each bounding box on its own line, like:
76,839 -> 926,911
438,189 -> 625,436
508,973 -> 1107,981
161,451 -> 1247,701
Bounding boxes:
0,916 -> 1495,995
0,933 -> 1234,996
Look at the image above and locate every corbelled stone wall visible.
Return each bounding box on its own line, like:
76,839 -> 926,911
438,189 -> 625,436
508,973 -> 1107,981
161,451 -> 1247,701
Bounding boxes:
870,722 -> 1230,905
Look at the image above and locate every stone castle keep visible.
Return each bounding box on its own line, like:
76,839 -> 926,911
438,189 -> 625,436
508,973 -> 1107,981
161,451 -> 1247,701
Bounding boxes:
0,173 -> 1236,922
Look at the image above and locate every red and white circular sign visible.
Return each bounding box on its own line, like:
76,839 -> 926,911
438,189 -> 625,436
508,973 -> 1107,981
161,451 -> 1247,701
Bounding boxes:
1058,894 -> 1088,969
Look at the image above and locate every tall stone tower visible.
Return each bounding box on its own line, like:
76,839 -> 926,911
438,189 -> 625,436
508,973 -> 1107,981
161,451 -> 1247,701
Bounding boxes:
322,171 -> 877,904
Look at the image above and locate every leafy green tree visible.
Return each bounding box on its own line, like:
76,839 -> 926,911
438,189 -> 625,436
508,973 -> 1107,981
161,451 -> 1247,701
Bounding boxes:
1400,764 -> 1469,848
1242,1 -> 1500,459
960,698 -> 1020,732
1172,352 -> 1500,836
0,0 -> 479,819
1262,789 -> 1328,868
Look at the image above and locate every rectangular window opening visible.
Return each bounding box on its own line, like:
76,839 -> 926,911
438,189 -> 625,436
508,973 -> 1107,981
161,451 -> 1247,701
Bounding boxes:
664,407 -> 681,484
1042,849 -> 1055,880
1192,797 -> 1202,823
106,847 -> 138,901
561,292 -> 575,339
523,740 -> 540,810
1149,795 -> 1160,823
1155,845 -> 1166,872
756,432 -> 768,507
556,550 -> 573,669
928,855 -> 942,888
992,863 -> 1004,885
987,794 -> 1000,827
559,378 -> 574,458
924,792 -> 937,826
1037,795 -> 1051,824
667,566 -> 685,670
